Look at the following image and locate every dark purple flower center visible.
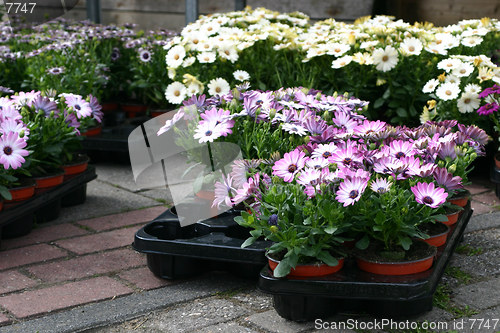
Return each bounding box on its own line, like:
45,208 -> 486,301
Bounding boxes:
423,196 -> 434,205
256,100 -> 263,106
349,190 -> 359,199
74,104 -> 81,110
322,151 -> 332,158
343,157 -> 352,165
377,187 -> 385,193
3,146 -> 13,155
395,152 -> 405,158
205,130 -> 213,136
142,53 -> 150,60
288,164 -> 297,173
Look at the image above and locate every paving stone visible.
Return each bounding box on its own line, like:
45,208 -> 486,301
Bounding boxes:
197,321 -> 260,333
0,270 -> 38,295
453,277 -> 500,310
470,201 -> 498,216
118,267 -> 172,290
0,244 -> 67,271
93,163 -> 144,192
465,183 -> 491,195
0,277 -> 133,318
449,250 -> 500,277
466,211 -> 500,232
28,249 -> 145,283
245,310 -> 314,333
471,192 -> 500,206
459,229 -> 500,251
1,223 -> 89,251
93,296 -> 250,333
451,306 -> 500,333
76,206 -> 167,231
55,226 -> 142,255
231,290 -> 273,312
0,313 -> 11,325
50,180 -> 161,224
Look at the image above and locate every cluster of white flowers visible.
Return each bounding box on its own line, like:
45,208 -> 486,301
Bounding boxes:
163,7 -> 500,105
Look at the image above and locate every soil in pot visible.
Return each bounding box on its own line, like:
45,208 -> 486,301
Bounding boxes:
62,154 -> 90,177
33,168 -> 65,192
355,241 -> 437,275
441,206 -> 462,226
418,222 -> 449,247
447,190 -> 470,207
267,251 -> 344,278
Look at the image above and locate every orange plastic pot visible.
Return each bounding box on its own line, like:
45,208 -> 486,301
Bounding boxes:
422,225 -> 449,247
195,190 -> 216,201
34,171 -> 65,190
0,199 -> 3,211
447,192 -> 470,207
441,209 -> 460,226
62,156 -> 89,176
268,256 -> 344,278
356,255 -> 434,276
7,179 -> 36,203
81,126 -> 102,137
101,102 -> 119,112
121,103 -> 147,118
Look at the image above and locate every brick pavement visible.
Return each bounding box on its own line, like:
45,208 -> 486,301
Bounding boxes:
0,166 -> 499,331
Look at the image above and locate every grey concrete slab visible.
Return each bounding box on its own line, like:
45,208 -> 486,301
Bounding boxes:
465,212 -> 500,233
449,250 -> 500,277
2,273 -> 251,333
93,163 -> 143,192
197,321 -> 261,333
453,277 -> 500,310
244,310 -> 314,333
46,180 -> 161,225
89,297 -> 250,333
460,228 -> 500,252
231,290 -> 273,312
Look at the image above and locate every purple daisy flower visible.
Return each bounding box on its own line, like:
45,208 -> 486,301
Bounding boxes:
353,120 -> 387,139
370,177 -> 392,194
433,167 -> 463,192
297,168 -> 322,186
11,91 -> 40,108
332,111 -> 358,132
87,95 -> 103,123
0,131 -> 29,170
282,123 -> 308,136
47,67 -> 65,75
478,84 -> 500,98
329,144 -> 361,168
411,182 -> 448,208
457,124 -> 490,146
437,141 -> 457,160
32,96 -> 58,116
157,111 -> 185,136
64,94 -> 93,119
193,120 -> 232,143
336,176 -> 368,207
138,49 -> 153,62
272,150 -> 307,183
305,157 -> 330,169
232,174 -> 260,205
230,159 -> 262,188
303,117 -> 327,136
477,103 -> 499,116
388,139 -> 416,159
212,174 -> 235,209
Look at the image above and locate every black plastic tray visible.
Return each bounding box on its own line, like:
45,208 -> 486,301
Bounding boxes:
0,167 -> 97,241
133,202 -> 272,279
490,164 -> 500,199
258,202 -> 473,321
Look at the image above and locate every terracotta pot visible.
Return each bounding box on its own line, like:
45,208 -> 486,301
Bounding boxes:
6,179 -> 36,203
62,155 -> 90,177
34,170 -> 65,190
441,208 -> 461,226
121,103 -> 148,118
355,241 -> 436,276
0,199 -> 3,212
267,255 -> 344,278
447,190 -> 470,207
150,109 -> 169,118
420,223 -> 449,247
81,126 -> 102,137
101,102 -> 119,112
195,190 -> 216,201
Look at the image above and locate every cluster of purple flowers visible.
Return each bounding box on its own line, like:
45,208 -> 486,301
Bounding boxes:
213,111 -> 488,211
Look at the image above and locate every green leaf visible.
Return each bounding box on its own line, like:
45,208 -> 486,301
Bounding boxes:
241,237 -> 256,248
317,251 -> 339,266
192,173 -> 204,193
434,214 -> 448,222
0,186 -> 12,201
274,259 -> 292,278
400,236 -> 412,251
250,229 -> 262,238
356,235 -> 370,250
396,107 -> 408,117
324,226 -> 338,234
374,98 -> 384,109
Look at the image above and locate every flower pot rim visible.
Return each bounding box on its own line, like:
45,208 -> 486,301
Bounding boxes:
419,221 -> 449,237
266,253 -> 345,268
354,241 -> 436,265
33,168 -> 65,179
63,154 -> 90,167
9,178 -> 36,190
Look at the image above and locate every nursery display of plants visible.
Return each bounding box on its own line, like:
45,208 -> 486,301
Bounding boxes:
2,6 -> 500,320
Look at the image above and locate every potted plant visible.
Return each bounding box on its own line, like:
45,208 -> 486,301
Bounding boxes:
476,84 -> 500,167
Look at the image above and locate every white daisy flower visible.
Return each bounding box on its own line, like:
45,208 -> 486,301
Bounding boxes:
282,123 -> 308,136
461,36 -> 483,47
464,83 -> 482,94
437,58 -> 462,72
327,43 -> 350,57
165,45 -> 186,69
399,37 -> 422,56
207,78 -> 230,96
165,82 -> 187,104
197,52 -> 216,64
452,62 -> 474,77
186,83 -> 203,96
182,56 -> 196,67
457,91 -> 480,113
435,82 -> 460,101
218,42 -> 239,63
445,74 -> 461,85
233,70 -> 250,82
372,45 -> 399,72
331,55 -> 353,69
422,79 -> 440,93
425,43 -> 448,56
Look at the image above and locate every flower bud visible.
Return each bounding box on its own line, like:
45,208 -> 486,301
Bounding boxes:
322,111 -> 332,122
268,214 -> 278,226
447,164 -> 457,174
268,108 -> 276,119
470,152 -> 477,160
269,225 -> 278,233
19,130 -> 25,138
438,160 -> 445,168
303,136 -> 310,144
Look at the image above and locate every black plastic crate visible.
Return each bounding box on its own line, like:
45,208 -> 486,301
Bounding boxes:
490,164 -> 500,199
0,167 -> 97,242
257,203 -> 473,321
133,203 -> 272,279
